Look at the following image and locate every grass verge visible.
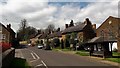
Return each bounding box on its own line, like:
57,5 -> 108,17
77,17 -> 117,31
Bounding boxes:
53,48 -> 120,63
75,51 -> 89,56
105,58 -> 120,63
53,47 -> 89,56
104,52 -> 120,63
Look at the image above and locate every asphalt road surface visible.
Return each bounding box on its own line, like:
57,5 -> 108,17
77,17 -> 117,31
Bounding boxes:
18,46 -> 119,68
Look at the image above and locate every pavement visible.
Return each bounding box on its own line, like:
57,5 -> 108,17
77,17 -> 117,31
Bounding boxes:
15,46 -> 120,68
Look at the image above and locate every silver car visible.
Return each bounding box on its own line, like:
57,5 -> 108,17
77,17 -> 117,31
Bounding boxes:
37,44 -> 43,49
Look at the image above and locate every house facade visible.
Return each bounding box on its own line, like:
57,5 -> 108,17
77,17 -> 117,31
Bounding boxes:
62,18 -> 96,48
96,16 -> 120,52
7,24 -> 15,42
0,23 -> 10,43
48,28 -> 62,48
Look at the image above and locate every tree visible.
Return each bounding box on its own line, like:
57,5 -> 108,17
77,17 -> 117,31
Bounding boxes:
25,26 -> 37,39
17,19 -> 37,41
17,19 -> 27,41
46,24 -> 55,34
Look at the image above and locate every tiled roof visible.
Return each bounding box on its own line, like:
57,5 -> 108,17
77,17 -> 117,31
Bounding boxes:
49,31 -> 62,38
0,23 -> 9,32
54,31 -> 62,37
62,23 -> 86,34
40,33 -> 48,39
35,34 -> 42,38
87,36 -> 117,44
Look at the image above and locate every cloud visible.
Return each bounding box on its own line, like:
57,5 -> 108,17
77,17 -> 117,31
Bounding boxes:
0,0 -> 119,32
77,2 -> 118,27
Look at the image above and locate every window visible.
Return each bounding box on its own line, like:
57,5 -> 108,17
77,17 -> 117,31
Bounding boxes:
0,34 -> 6,40
3,34 -> 6,40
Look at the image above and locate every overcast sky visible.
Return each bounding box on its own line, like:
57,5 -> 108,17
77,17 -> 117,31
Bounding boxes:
0,0 -> 119,32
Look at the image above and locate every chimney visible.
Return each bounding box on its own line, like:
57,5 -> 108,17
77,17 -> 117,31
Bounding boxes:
65,24 -> 68,28
38,30 -> 41,34
92,24 -> 96,31
42,31 -> 44,34
92,24 -> 96,29
84,18 -> 92,25
56,28 -> 60,32
7,24 -> 11,28
69,20 -> 74,27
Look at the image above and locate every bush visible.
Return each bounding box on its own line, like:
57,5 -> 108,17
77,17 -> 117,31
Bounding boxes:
0,42 -> 11,52
53,38 -> 60,48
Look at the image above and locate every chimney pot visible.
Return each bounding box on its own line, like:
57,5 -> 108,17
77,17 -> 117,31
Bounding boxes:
84,18 -> 91,25
65,24 -> 68,28
7,24 -> 11,28
69,20 -> 74,27
92,24 -> 96,30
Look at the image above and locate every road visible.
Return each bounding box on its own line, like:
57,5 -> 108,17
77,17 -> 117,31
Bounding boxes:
17,46 -> 119,68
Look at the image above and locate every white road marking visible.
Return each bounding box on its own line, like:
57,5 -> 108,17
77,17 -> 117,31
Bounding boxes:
41,60 -> 48,68
33,52 -> 40,59
31,53 -> 36,59
26,49 -> 40,62
35,64 -> 43,68
26,49 -> 48,68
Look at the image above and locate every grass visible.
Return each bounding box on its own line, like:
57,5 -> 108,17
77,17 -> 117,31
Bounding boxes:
105,58 -> 120,63
104,52 -> 120,63
10,58 -> 30,68
112,52 -> 120,56
52,47 -> 70,51
53,48 -> 120,63
62,48 -> 70,51
53,47 -> 89,56
75,51 -> 89,56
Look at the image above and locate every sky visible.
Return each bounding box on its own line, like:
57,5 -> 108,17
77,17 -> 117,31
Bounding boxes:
0,0 -> 120,32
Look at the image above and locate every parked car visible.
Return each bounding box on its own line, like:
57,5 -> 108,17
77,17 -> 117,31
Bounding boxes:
28,43 -> 31,46
37,44 -> 44,49
84,47 -> 90,51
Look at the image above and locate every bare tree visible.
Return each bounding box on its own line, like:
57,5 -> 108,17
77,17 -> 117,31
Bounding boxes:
46,24 -> 55,34
17,19 -> 37,41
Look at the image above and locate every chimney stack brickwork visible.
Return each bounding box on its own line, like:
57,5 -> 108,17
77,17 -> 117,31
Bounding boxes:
65,24 -> 69,28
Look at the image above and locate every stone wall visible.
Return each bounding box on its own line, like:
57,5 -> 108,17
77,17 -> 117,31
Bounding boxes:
2,48 -> 15,68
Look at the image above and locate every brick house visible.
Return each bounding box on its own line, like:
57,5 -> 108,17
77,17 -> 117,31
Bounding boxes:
6,24 -> 16,43
48,28 -> 62,41
96,16 -> 120,52
62,18 -> 96,47
48,28 -> 62,48
0,23 -> 16,47
0,23 -> 10,43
